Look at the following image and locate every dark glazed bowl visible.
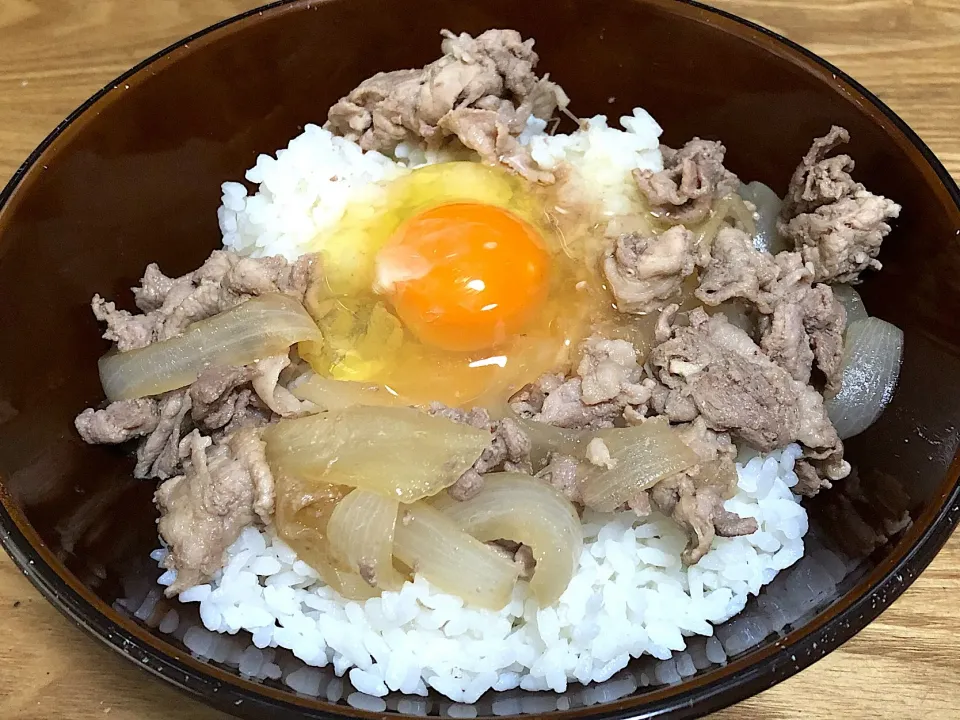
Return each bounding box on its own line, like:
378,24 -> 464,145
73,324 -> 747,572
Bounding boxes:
1,0 -> 959,717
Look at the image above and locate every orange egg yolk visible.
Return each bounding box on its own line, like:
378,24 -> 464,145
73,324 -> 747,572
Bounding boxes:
374,202 -> 550,353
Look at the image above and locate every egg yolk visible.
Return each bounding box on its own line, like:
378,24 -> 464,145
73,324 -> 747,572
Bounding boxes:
374,202 -> 550,353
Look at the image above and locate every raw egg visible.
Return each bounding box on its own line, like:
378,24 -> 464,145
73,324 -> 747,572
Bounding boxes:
374,202 -> 550,352
303,161 -> 615,407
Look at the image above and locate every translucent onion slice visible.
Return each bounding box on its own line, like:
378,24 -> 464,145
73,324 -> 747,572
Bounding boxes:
432,473 -> 582,605
290,375 -> 405,411
825,317 -> 903,439
392,502 -> 519,609
739,181 -> 789,254
327,489 -> 403,591
99,294 -> 322,401
695,194 -> 758,254
264,406 -> 489,502
832,284 -> 869,324
580,418 -> 700,512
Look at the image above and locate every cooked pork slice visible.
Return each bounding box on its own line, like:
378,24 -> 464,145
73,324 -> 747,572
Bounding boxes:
696,228 -> 846,390
577,336 -> 656,406
431,404 -> 532,500
648,309 -> 847,488
633,139 -> 740,224
74,399 -> 160,445
759,283 -> 846,393
649,417 -> 754,563
156,428 -> 274,596
778,126 -> 901,283
603,226 -> 696,314
189,364 -> 256,431
326,29 -> 567,182
135,391 -> 193,480
535,454 -> 582,503
510,338 -> 655,431
92,250 -> 314,352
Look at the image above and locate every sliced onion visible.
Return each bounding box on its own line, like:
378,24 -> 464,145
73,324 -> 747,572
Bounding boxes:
264,406 -> 489,502
825,317 -> 903,439
694,194 -> 757,257
315,558 -> 382,601
327,489 -> 403,591
273,475 -> 381,600
290,375 -> 405,411
432,473 -> 582,605
392,502 -> 519,610
580,418 -> 700,512
99,294 -> 322,401
832,284 -> 869,324
739,181 -> 789,254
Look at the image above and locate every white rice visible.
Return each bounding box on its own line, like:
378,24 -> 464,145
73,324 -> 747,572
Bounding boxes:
165,108 -> 812,702
218,108 -> 663,261
158,445 -> 807,702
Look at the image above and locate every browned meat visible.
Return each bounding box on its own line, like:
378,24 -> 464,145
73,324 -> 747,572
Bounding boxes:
487,540 -> 537,580
648,309 -> 848,486
135,391 -> 192,480
511,338 -> 655,431
793,458 -> 830,497
189,365 -> 256,431
696,227 -> 812,314
633,139 -> 740,224
650,418 -> 756,563
778,127 -> 901,283
326,29 -> 567,182
577,336 -> 656,407
74,399 -> 159,444
535,454 -> 582,503
92,250 -> 314,352
512,375 -> 617,429
156,428 -> 274,595
696,228 -> 846,390
602,226 -> 696,314
78,356 -> 290,480
432,404 -> 532,500
759,283 -> 846,393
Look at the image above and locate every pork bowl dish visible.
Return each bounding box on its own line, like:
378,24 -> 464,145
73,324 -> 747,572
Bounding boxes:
73,29 -> 905,703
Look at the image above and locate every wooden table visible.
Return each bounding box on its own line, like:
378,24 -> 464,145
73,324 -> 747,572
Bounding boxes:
1,1 -> 958,718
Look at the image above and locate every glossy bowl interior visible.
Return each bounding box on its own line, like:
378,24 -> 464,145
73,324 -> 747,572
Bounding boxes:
1,0 -> 959,718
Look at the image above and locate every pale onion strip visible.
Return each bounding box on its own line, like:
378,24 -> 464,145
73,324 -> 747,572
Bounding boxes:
581,418 -> 700,512
327,489 -> 403,591
695,194 -> 758,253
825,317 -> 903,439
99,294 -> 322,401
832,284 -> 870,324
739,181 -> 789,254
392,502 -> 519,610
316,558 -> 381,601
290,375 -> 405,411
432,473 -> 582,605
263,406 -> 489,503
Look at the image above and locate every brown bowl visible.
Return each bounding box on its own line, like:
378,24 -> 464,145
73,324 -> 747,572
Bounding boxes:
1,0 -> 958,717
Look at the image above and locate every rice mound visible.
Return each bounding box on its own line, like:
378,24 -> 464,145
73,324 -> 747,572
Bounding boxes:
178,107 -> 812,702
159,445 -> 806,702
218,108 -> 664,261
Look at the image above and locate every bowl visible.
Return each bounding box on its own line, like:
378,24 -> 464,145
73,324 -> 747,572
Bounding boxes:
1,0 -> 958,717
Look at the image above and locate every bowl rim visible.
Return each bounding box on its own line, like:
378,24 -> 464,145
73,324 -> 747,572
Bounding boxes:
1,0 -> 959,718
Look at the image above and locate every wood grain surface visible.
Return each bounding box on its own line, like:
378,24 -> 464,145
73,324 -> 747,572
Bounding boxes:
1,1 -> 959,718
